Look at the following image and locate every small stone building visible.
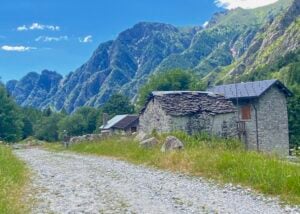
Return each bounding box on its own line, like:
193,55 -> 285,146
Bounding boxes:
209,79 -> 292,156
100,114 -> 139,134
139,91 -> 237,137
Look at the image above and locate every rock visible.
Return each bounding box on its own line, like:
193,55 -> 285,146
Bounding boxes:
7,23 -> 197,113
7,70 -> 62,110
12,144 -> 23,150
7,4 -> 300,115
161,136 -> 184,152
139,137 -> 158,148
135,132 -> 149,141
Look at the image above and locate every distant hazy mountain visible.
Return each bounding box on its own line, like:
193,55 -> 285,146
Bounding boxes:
7,70 -> 62,108
7,0 -> 299,112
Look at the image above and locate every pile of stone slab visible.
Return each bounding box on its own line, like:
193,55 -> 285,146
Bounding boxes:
69,134 -> 102,144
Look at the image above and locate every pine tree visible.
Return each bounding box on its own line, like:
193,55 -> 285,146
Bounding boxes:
0,85 -> 23,142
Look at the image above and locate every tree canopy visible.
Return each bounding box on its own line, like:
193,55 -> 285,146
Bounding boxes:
58,107 -> 101,137
102,93 -> 135,117
0,85 -> 23,142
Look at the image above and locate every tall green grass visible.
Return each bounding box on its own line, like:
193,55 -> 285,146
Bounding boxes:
47,133 -> 300,204
0,144 -> 28,213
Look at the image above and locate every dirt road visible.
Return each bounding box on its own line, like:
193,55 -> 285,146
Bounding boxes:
15,148 -> 298,214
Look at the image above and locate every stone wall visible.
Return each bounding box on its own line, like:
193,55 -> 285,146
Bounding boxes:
238,86 -> 289,156
238,99 -> 258,151
139,98 -> 172,133
170,113 -> 237,137
211,113 -> 238,138
256,86 -> 289,156
140,86 -> 289,156
170,113 -> 212,134
140,97 -> 238,137
187,113 -> 213,134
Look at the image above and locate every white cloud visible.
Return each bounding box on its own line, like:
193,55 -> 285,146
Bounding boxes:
1,45 -> 36,52
79,35 -> 93,43
35,35 -> 68,42
214,0 -> 279,9
17,25 -> 27,31
17,23 -> 60,31
202,21 -> 209,28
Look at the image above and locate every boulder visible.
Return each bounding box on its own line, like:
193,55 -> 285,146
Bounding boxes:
139,137 -> 158,148
135,132 -> 148,141
161,136 -> 184,152
12,144 -> 23,150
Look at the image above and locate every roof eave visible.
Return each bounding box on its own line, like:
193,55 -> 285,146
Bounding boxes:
274,80 -> 293,97
228,95 -> 258,100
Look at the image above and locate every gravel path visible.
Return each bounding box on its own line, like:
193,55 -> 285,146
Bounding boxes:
15,148 -> 299,214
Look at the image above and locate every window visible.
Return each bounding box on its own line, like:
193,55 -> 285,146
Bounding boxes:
241,105 -> 251,120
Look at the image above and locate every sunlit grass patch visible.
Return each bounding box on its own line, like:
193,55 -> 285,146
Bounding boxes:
45,132 -> 300,205
0,144 -> 28,213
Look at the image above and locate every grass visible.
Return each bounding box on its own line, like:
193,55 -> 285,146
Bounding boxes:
45,132 -> 300,205
0,144 -> 28,213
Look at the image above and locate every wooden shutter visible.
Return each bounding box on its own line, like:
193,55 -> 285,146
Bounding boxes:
241,105 -> 251,120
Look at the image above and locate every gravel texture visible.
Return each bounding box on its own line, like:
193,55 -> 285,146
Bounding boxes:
15,148 -> 299,214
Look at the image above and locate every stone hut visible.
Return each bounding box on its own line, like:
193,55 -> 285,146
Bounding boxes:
139,91 -> 237,137
100,114 -> 139,135
209,79 -> 292,156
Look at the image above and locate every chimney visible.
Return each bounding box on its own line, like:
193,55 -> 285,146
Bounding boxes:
102,113 -> 109,127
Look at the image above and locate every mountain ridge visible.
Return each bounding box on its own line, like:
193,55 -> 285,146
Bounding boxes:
6,0 -> 299,112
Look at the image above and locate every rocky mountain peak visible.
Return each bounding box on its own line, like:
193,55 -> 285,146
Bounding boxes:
6,0 -> 299,113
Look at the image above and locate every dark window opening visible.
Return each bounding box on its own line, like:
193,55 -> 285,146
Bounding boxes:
131,127 -> 137,133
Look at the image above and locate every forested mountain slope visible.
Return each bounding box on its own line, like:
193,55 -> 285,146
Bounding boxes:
6,0 -> 299,113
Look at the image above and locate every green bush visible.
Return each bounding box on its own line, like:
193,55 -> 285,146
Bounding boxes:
34,112 -> 65,142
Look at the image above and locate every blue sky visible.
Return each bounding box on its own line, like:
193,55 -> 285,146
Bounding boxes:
0,0 -> 278,82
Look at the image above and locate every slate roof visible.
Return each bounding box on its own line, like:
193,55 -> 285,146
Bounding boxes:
208,79 -> 292,99
142,91 -> 236,116
100,115 -> 139,130
113,115 -> 139,129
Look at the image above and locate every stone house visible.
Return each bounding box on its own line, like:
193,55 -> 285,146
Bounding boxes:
100,114 -> 139,134
209,79 -> 292,156
139,91 -> 237,137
